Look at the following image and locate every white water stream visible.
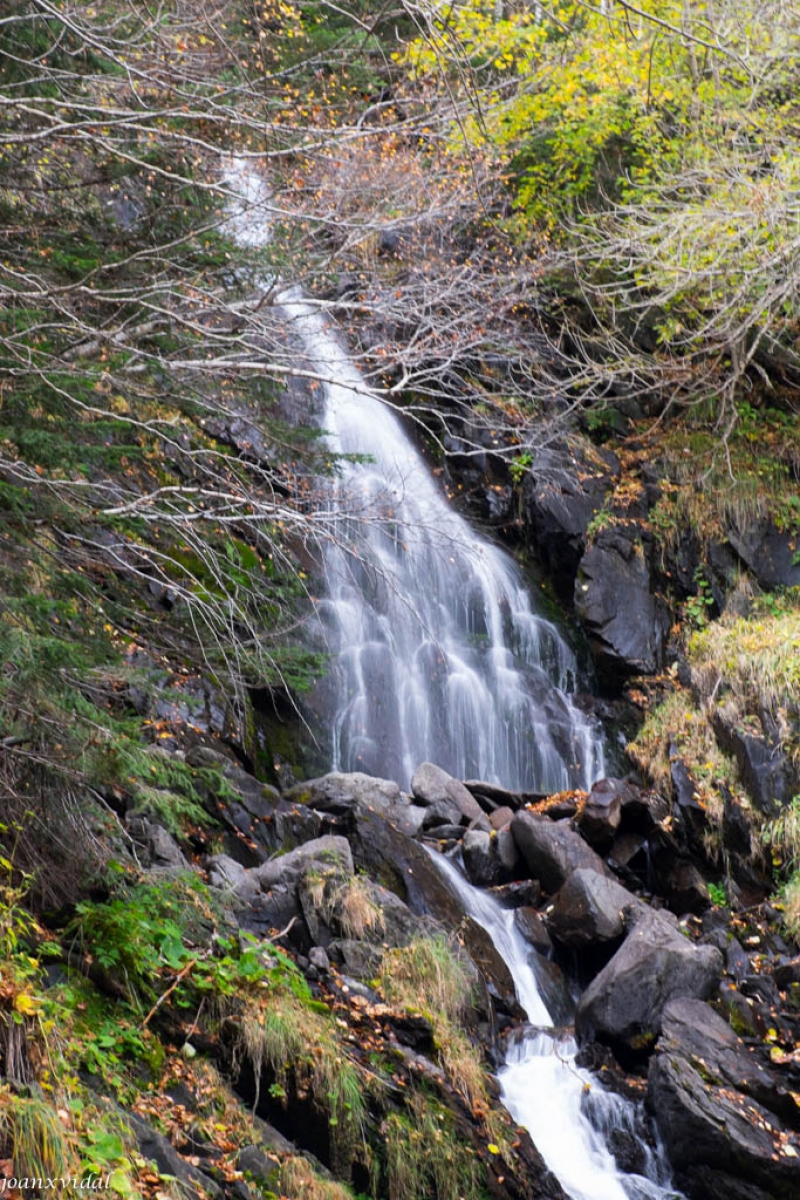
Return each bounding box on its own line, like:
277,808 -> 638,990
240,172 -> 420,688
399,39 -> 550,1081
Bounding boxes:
430,852 -> 680,1200
223,159 -> 605,792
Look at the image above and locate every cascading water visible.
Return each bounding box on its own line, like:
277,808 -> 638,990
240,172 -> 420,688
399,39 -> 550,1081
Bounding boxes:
224,157 -> 604,792
287,298 -> 607,792
429,851 -> 681,1200
223,164 -> 674,1199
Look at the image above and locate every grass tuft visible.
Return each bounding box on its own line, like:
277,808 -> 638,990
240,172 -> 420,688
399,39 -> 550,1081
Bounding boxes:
0,1090 -> 73,1178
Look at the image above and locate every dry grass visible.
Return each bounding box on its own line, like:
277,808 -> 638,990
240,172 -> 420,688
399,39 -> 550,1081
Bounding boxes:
235,991 -> 366,1173
0,1089 -> 73,1178
279,1155 -> 356,1200
335,875 -> 385,942
627,688 -> 758,864
382,1093 -> 483,1200
689,595 -> 800,764
380,935 -> 473,1023
781,873 -> 800,941
380,936 -> 497,1124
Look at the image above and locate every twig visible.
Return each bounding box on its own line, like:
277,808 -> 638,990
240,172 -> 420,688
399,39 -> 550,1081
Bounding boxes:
142,957 -> 197,1028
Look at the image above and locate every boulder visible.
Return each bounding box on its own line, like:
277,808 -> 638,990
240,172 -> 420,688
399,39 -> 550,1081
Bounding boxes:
575,908 -> 723,1056
411,763 -> 490,828
421,797 -> 465,831
127,816 -> 190,875
422,823 -> 467,843
253,836 -> 353,891
547,869 -> 642,948
510,811 -> 612,893
347,811 -> 520,1015
464,780 -> 543,812
236,886 -> 301,940
208,853 -> 252,896
284,771 -> 402,815
725,515 -> 800,590
647,998 -> 800,1200
489,805 -> 516,831
617,786 -> 670,833
774,956 -> 800,990
576,778 -> 626,849
653,855 -> 710,914
514,908 -> 553,958
462,829 -> 522,887
574,525 -> 670,681
392,804 -> 427,839
606,830 -> 647,873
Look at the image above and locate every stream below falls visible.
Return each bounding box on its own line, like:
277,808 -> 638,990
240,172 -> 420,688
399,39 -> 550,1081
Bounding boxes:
224,159 -> 681,1200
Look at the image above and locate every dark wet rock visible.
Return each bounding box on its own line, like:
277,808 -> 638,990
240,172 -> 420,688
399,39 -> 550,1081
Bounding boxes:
411,762 -> 491,828
775,957 -> 800,990
542,797 -> 579,820
726,515 -> 800,590
126,1111 -> 222,1199
741,972 -> 781,1009
348,812 -> 519,1008
723,789 -> 756,858
463,780 -> 542,812
717,978 -> 768,1039
710,708 -> 795,815
577,778 -> 626,849
607,830 -> 647,872
461,915 -> 523,1018
462,829 -> 522,887
547,869 -> 642,948
669,752 -> 708,852
492,879 -> 542,909
575,908 -> 722,1057
520,441 -> 618,602
127,815 -> 189,875
390,1012 -> 436,1054
422,822 -> 466,842
534,956 -> 574,1026
186,745 -> 282,860
511,811 -> 612,894
606,1127 -> 648,1176
237,886 -> 302,940
203,414 -> 273,467
574,524 -> 670,682
617,785 -> 670,833
653,855 -> 710,914
514,908 -> 553,958
725,938 -> 751,984
647,998 -> 800,1200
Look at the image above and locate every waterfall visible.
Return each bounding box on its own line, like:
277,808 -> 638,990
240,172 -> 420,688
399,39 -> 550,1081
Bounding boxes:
224,158 -> 676,1200
223,157 -> 604,793
428,851 -> 681,1200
